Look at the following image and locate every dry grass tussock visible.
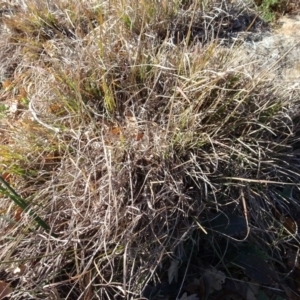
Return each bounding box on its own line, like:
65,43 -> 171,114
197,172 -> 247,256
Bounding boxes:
0,0 -> 299,299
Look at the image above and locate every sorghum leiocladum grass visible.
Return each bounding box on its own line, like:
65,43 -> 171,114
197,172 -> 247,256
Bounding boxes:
0,0 -> 299,299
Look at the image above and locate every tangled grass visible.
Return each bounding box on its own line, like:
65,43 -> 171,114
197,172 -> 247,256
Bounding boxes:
0,0 -> 299,299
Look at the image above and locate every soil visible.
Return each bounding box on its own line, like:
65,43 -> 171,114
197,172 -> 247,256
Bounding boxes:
231,13 -> 300,87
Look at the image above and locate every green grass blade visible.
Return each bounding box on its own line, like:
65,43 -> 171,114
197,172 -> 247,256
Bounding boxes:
0,177 -> 57,237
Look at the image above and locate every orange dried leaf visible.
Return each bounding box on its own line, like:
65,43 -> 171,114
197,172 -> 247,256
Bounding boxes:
136,132 -> 144,141
283,216 -> 297,234
1,173 -> 11,182
14,207 -> 23,222
2,80 -> 12,89
48,103 -> 64,114
18,87 -> 27,98
110,127 -> 122,135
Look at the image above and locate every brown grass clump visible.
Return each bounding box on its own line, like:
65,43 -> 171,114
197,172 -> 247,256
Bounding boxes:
0,0 -> 299,299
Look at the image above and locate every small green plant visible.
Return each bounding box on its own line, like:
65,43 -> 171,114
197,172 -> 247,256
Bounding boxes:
0,104 -> 9,118
261,0 -> 281,21
0,176 -> 56,237
255,0 -> 292,21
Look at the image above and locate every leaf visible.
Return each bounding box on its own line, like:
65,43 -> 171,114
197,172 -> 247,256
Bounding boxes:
108,127 -> 124,143
1,173 -> 11,182
110,127 -> 122,135
257,290 -> 271,300
206,214 -> 247,237
184,277 -> 207,299
136,131 -> 144,141
234,253 -> 279,284
177,293 -> 199,300
282,216 -> 296,234
16,87 -> 27,103
2,80 -> 12,90
222,278 -> 261,300
203,267 -> 225,292
48,103 -> 64,114
282,284 -> 300,300
245,282 -> 258,300
0,281 -> 12,299
14,207 -> 23,222
168,259 -> 179,284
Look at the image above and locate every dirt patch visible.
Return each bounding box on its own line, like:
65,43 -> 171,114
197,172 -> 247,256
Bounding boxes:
275,14 -> 300,35
226,13 -> 300,88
